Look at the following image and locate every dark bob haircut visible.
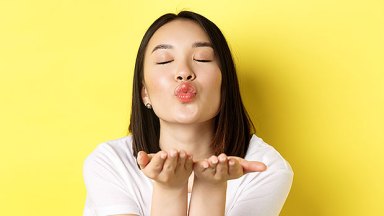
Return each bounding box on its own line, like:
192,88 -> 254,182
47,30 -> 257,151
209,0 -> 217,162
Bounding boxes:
129,11 -> 254,158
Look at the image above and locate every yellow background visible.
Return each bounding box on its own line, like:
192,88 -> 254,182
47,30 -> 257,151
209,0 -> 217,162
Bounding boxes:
1,0 -> 383,215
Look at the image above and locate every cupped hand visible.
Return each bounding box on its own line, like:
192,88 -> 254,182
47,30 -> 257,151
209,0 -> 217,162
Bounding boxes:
193,153 -> 267,184
137,149 -> 193,189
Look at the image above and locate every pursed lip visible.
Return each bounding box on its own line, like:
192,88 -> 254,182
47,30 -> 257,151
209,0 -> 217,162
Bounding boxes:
174,82 -> 197,103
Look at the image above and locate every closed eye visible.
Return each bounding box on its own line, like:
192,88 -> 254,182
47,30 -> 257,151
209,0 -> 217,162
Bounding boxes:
194,59 -> 212,63
156,60 -> 174,64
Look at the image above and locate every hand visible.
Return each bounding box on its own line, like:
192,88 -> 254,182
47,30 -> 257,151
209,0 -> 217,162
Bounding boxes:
137,149 -> 193,189
228,156 -> 267,176
193,154 -> 267,184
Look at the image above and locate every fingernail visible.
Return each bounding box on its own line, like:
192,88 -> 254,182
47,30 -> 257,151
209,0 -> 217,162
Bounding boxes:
187,155 -> 193,162
160,152 -> 167,159
219,155 -> 226,162
180,152 -> 186,158
261,164 -> 267,171
170,150 -> 177,157
212,158 -> 218,164
229,160 -> 235,166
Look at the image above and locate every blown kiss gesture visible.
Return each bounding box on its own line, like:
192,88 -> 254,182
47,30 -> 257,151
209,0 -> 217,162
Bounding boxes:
137,149 -> 267,215
137,150 -> 267,186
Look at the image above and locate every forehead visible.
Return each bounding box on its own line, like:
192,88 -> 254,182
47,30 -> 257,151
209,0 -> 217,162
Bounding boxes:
147,19 -> 211,49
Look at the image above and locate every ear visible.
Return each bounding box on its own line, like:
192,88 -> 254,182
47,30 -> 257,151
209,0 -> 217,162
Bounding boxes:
141,85 -> 151,105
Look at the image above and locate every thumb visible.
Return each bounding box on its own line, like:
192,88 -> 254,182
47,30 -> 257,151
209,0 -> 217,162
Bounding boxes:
137,151 -> 150,169
240,160 -> 267,173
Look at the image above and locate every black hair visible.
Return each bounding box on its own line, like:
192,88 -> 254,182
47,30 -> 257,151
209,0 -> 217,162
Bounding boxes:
129,11 -> 254,158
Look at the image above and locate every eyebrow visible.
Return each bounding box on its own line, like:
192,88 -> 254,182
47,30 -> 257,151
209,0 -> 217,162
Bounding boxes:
151,44 -> 173,53
192,41 -> 213,48
151,41 -> 213,53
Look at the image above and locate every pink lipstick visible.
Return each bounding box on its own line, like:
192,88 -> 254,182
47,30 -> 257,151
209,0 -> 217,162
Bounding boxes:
174,82 -> 197,103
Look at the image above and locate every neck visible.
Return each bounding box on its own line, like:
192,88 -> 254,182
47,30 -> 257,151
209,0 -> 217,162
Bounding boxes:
159,120 -> 215,161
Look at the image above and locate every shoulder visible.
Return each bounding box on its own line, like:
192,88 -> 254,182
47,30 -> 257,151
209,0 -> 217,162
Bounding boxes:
85,135 -> 134,161
83,135 -> 138,179
83,135 -> 148,215
225,135 -> 293,215
245,134 -> 293,173
237,134 -> 294,200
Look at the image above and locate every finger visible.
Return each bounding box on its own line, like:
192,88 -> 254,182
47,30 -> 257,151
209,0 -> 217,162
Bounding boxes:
163,149 -> 178,173
208,155 -> 219,174
228,158 -> 243,179
228,156 -> 267,173
241,160 -> 267,173
147,153 -> 155,160
145,151 -> 167,173
208,155 -> 219,167
185,154 -> 193,170
194,159 -> 209,173
176,150 -> 187,171
137,151 -> 149,169
216,153 -> 229,178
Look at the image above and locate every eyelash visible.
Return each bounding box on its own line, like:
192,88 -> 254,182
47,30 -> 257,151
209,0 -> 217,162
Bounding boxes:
156,59 -> 212,65
194,59 -> 212,63
157,60 -> 174,65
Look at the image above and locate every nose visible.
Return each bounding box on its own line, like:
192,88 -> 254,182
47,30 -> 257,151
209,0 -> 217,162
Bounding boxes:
175,65 -> 196,82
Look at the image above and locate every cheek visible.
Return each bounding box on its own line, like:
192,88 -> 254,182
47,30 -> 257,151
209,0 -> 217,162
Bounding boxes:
144,63 -> 167,91
205,69 -> 222,92
144,72 -> 171,96
198,68 -> 222,104
212,71 -> 222,102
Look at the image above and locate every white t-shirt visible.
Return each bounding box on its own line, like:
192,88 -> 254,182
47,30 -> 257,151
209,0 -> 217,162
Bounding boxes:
83,135 -> 293,216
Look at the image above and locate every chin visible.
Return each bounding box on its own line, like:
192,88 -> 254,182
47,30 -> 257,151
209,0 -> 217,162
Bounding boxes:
174,116 -> 200,124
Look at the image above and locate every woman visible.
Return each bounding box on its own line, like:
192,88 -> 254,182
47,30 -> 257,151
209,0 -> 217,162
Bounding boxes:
83,11 -> 293,216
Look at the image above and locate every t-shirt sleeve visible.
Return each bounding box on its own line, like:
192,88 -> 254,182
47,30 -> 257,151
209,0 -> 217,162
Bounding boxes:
226,139 -> 294,216
227,168 -> 293,216
83,144 -> 141,216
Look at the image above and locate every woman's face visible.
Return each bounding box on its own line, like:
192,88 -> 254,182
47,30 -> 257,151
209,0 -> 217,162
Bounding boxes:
142,19 -> 222,125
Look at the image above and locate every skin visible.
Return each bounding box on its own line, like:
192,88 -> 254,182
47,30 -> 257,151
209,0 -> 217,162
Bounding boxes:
141,19 -> 222,161
118,19 -> 267,216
